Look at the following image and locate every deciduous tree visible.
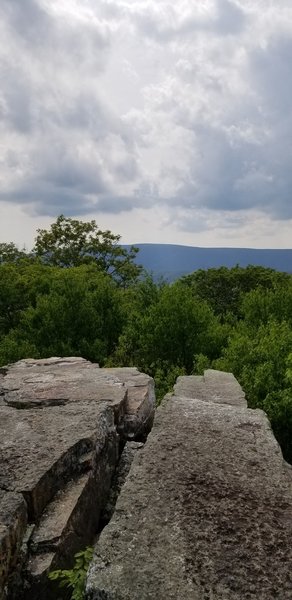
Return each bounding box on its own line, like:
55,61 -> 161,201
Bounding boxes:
33,215 -> 142,285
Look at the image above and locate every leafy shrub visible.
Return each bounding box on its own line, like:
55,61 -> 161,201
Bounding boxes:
48,547 -> 93,600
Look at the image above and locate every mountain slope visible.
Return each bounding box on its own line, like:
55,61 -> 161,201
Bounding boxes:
123,244 -> 292,280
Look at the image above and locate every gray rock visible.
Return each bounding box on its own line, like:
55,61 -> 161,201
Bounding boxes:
86,372 -> 292,600
174,369 -> 247,407
0,491 -> 27,600
0,359 -> 154,438
0,357 -> 155,599
102,442 -> 144,523
105,368 -> 155,439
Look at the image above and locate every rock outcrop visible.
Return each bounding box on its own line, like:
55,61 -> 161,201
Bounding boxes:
0,358 -> 155,599
2,362 -> 292,600
86,370 -> 292,600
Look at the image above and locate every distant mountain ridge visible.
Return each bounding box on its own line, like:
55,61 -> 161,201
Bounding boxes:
123,244 -> 292,281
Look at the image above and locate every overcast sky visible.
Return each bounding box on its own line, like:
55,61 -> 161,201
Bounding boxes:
0,0 -> 292,249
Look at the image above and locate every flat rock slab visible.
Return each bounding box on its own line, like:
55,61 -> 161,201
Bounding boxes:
174,369 -> 247,407
0,359 -> 154,435
1,358 -> 129,410
86,376 -> 292,600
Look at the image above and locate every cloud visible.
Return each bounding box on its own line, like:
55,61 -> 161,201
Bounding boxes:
118,0 -> 292,222
0,0 -> 143,216
216,0 -> 247,35
0,0 -> 292,244
116,0 -> 246,42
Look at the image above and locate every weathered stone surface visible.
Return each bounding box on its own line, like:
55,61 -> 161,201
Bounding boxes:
0,402 -> 115,522
0,359 -> 154,433
104,368 -> 155,439
102,442 -> 144,523
0,491 -> 27,600
0,357 -> 155,599
174,369 -> 247,407
30,474 -> 91,554
86,372 -> 292,600
0,360 -> 154,517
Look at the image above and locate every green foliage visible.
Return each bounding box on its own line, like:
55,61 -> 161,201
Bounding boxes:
214,320 -> 292,403
0,227 -> 292,465
151,362 -> 186,404
213,319 -> 292,462
0,242 -> 27,264
48,547 -> 93,600
242,283 -> 292,327
134,283 -> 215,370
0,266 -> 123,365
193,353 -> 211,375
0,264 -> 28,335
286,353 -> 292,385
0,335 -> 38,366
109,281 -> 225,386
33,215 -> 141,285
263,389 -> 292,463
0,261 -> 57,337
181,265 -> 290,320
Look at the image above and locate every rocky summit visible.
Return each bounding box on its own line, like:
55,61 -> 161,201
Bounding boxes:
1,361 -> 292,600
0,357 -> 155,599
86,370 -> 292,600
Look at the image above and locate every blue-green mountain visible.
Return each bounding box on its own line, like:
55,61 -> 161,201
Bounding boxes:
124,244 -> 292,281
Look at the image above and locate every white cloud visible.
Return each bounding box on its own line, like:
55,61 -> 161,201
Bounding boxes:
0,0 -> 292,248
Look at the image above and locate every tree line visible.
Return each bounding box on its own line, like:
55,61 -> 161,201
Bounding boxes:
0,216 -> 291,463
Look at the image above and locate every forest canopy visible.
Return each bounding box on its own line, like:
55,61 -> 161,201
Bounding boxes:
0,216 -> 291,463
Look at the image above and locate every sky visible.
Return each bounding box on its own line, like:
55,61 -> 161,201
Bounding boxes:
0,0 -> 292,249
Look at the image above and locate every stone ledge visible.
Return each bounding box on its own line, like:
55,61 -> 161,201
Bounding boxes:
86,373 -> 292,600
0,358 -> 155,599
